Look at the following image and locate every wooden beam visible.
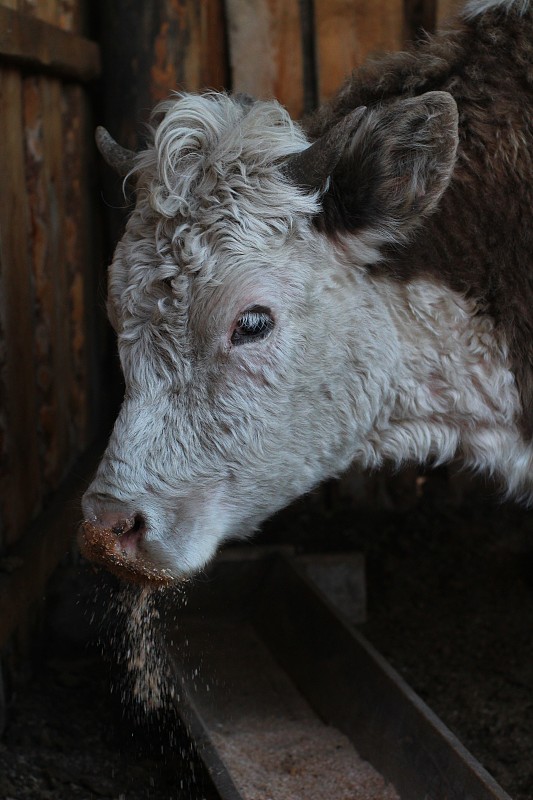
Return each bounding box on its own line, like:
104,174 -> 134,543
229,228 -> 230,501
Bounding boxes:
0,6 -> 100,82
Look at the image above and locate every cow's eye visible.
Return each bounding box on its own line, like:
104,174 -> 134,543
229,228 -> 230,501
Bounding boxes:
231,306 -> 274,345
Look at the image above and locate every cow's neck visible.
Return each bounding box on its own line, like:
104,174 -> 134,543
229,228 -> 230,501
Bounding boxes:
353,273 -> 533,499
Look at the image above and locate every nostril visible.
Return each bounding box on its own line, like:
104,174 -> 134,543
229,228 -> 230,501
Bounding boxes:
110,513 -> 146,537
110,517 -> 133,536
131,513 -> 146,534
78,507 -> 152,580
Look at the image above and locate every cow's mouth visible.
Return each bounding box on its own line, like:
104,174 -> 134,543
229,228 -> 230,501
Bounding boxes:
77,520 -> 175,586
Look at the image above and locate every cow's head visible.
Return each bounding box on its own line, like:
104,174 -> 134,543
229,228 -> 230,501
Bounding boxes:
79,91 -> 458,584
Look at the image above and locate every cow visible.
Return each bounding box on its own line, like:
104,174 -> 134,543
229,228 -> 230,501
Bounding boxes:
79,0 -> 533,585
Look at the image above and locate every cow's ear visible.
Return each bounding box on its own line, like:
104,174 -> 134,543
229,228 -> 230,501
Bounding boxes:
317,91 -> 458,243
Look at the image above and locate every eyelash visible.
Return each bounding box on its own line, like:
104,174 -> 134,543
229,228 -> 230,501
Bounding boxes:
231,306 -> 275,346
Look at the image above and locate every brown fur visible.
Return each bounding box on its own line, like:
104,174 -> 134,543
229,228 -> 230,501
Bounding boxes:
306,7 -> 533,435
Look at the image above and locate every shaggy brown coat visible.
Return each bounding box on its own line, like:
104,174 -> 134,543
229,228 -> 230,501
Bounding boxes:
306,7 -> 533,434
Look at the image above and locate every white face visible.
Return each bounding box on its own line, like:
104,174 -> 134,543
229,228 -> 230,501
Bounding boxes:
81,219 -> 373,581
80,181 -> 397,584
80,89 -> 458,583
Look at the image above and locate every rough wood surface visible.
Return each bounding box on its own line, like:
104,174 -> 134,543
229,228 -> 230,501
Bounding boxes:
98,0 -> 229,246
19,0 -> 82,33
62,83 -> 91,453
314,0 -> 404,103
0,66 -> 41,545
200,0 -> 228,91
225,0 -> 304,118
0,5 -> 100,81
149,0 -> 228,104
23,75 -> 72,490
436,0 -> 463,26
0,0 -> 107,638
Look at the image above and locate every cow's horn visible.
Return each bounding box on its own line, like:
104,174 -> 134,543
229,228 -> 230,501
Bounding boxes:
283,106 -> 367,191
95,126 -> 137,176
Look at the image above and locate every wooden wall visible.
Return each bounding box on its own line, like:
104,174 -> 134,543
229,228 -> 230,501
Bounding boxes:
0,0 -> 468,661
99,0 -> 462,149
0,1 -> 106,657
226,0 -> 461,115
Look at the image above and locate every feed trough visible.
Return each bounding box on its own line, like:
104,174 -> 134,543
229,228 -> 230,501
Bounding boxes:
167,550 -> 512,800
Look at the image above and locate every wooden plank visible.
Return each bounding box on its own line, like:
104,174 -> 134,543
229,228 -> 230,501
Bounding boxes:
62,82 -> 91,452
46,79 -> 73,462
0,67 -> 42,544
314,0 -> 404,103
99,0 -> 230,247
68,84 -> 109,447
0,209 -> 7,552
19,0 -> 82,33
225,0 -> 305,118
100,0 -> 227,137
299,0 -> 318,113
149,0 -> 229,102
22,75 -> 73,489
436,0 -> 462,26
23,75 -> 57,490
0,6 -> 100,82
149,0 -> 202,103
199,0 -> 229,92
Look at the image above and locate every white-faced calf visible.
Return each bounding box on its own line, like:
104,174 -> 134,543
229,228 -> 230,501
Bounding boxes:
79,0 -> 533,583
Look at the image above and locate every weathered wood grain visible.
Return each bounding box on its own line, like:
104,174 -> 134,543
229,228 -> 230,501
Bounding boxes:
98,0 -> 230,248
0,67 -> 42,545
150,1 -> 200,102
225,0 -> 304,118
436,0 -> 462,25
149,0 -> 228,103
314,0 -> 404,103
0,2 -> 115,670
30,76 -> 73,486
200,0 -> 228,91
23,75 -> 59,490
0,6 -> 100,81
62,83 -> 91,453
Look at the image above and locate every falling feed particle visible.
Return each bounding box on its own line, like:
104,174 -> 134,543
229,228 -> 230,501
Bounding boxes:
112,583 -> 182,713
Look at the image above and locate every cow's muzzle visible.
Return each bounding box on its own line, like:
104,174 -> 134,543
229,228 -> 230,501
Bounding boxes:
77,513 -> 174,586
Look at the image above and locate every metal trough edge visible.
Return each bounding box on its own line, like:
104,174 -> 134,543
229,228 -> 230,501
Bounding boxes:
171,551 -> 513,800
172,683 -> 244,800
254,554 -> 512,800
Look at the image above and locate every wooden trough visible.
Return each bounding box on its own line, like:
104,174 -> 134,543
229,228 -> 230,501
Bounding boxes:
169,551 -> 512,800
